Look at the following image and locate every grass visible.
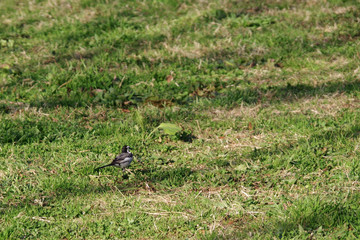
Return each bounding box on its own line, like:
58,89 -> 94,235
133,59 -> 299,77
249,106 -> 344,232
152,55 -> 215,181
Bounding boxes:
1,0 -> 360,238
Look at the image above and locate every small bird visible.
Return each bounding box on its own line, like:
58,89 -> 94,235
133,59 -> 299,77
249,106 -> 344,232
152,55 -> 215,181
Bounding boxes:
95,145 -> 133,171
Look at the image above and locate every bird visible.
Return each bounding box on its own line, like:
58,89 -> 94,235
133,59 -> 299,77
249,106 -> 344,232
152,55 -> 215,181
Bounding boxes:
95,145 -> 134,171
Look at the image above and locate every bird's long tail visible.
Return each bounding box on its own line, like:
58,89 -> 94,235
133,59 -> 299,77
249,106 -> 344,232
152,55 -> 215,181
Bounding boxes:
95,164 -> 112,171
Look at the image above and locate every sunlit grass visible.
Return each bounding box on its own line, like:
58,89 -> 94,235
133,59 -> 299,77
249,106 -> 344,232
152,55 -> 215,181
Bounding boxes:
1,0 -> 360,238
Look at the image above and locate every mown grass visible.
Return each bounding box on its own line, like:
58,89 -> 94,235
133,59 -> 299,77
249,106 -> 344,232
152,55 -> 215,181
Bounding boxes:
1,0 -> 360,239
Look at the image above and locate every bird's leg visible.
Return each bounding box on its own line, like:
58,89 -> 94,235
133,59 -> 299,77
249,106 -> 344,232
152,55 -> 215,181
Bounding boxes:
122,168 -> 132,174
124,168 -> 134,175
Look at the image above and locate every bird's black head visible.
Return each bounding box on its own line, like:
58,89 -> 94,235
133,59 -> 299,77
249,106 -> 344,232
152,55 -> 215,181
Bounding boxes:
122,145 -> 131,153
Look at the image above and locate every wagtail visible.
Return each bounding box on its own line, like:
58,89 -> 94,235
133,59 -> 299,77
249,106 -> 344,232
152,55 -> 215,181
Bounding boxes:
95,145 -> 134,171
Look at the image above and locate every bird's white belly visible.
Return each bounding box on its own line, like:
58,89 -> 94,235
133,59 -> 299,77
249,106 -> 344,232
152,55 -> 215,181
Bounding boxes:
116,157 -> 133,168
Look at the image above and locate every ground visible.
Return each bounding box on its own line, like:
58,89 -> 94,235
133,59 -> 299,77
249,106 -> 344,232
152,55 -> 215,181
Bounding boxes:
1,0 -> 360,239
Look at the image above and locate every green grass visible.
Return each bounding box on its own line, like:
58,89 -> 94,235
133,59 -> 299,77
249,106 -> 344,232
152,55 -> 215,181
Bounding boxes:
1,0 -> 360,238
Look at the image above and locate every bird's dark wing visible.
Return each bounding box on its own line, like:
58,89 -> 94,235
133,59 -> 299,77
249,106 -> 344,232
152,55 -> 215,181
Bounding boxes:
112,152 -> 133,164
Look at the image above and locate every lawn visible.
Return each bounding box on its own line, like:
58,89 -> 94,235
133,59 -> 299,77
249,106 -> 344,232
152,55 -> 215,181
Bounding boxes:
1,0 -> 360,239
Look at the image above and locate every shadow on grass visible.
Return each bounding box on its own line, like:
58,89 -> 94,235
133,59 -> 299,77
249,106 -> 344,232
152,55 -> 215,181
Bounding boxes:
25,78 -> 360,109
80,165 -> 194,193
212,79 -> 360,107
243,123 -> 360,179
139,166 -> 194,186
218,201 -> 359,239
0,117 -> 91,145
1,165 -> 196,214
270,195 -> 360,238
210,195 -> 360,239
99,166 -> 195,192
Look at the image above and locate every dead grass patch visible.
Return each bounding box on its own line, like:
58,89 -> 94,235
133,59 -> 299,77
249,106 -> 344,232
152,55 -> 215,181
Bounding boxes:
209,104 -> 261,120
276,93 -> 360,117
0,170 -> 6,180
140,194 -> 178,206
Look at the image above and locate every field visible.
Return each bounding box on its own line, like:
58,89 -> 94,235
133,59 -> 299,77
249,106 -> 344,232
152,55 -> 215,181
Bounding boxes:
1,0 -> 360,239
